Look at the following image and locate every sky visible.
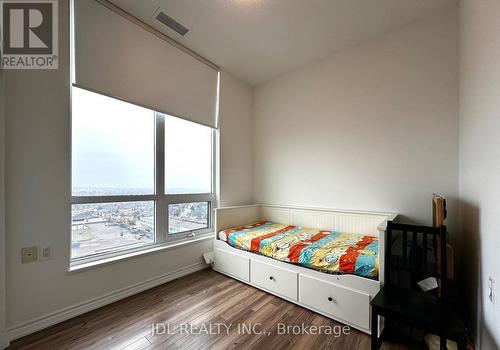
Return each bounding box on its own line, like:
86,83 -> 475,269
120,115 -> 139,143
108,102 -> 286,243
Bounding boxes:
72,87 -> 212,195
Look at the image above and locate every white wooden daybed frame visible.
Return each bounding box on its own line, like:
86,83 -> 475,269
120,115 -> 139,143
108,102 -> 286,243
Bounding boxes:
214,204 -> 397,334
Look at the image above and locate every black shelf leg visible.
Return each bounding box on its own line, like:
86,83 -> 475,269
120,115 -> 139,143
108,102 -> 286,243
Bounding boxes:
371,310 -> 379,350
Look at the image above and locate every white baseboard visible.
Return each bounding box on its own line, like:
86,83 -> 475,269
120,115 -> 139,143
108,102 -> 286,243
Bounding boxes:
7,262 -> 208,342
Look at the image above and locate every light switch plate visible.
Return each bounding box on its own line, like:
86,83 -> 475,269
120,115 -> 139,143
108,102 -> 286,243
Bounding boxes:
21,246 -> 38,263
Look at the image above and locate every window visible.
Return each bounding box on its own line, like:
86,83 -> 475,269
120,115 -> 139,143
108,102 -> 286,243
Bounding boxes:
168,202 -> 209,234
72,88 -> 155,196
71,87 -> 216,263
71,201 -> 155,259
165,117 -> 212,194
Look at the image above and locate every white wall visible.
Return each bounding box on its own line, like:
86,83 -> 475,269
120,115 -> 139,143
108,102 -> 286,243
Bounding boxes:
219,71 -> 254,207
254,6 -> 459,232
0,64 -> 7,348
4,0 -> 253,340
459,1 -> 500,348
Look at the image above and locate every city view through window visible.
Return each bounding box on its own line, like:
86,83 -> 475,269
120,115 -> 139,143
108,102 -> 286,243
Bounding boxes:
71,199 -> 209,259
71,200 -> 155,259
71,87 -> 213,259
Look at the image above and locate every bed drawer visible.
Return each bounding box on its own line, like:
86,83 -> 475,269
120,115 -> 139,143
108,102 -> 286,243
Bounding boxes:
251,260 -> 298,300
299,274 -> 370,330
214,248 -> 250,282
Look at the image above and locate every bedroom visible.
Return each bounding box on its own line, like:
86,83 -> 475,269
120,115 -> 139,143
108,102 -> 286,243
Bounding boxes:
0,0 -> 498,349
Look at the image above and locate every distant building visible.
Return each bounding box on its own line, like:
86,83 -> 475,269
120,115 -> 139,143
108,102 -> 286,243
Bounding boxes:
139,216 -> 154,231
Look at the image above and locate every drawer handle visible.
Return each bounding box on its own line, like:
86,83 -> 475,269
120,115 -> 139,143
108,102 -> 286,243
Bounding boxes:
269,276 -> 275,281
328,296 -> 337,303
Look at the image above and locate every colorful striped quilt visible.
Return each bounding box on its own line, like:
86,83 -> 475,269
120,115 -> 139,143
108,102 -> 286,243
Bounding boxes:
218,221 -> 379,279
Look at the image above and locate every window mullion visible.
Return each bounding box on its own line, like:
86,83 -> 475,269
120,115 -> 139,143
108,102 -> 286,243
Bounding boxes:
165,195 -> 174,242
70,195 -> 157,204
211,129 -> 218,229
165,193 -> 213,203
155,113 -> 167,244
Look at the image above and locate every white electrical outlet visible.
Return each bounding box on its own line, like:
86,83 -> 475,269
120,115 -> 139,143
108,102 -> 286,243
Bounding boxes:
39,245 -> 53,261
488,276 -> 495,305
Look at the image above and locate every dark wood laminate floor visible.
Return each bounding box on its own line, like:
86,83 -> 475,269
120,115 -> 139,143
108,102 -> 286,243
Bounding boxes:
8,269 -> 423,350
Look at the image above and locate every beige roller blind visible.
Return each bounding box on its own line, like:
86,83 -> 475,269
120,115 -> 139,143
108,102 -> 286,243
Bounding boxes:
73,0 -> 219,128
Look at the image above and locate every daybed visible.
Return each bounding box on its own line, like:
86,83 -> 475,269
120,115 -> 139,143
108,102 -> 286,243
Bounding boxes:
214,204 -> 397,334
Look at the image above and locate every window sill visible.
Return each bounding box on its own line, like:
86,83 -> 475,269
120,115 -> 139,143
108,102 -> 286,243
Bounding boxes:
68,233 -> 214,273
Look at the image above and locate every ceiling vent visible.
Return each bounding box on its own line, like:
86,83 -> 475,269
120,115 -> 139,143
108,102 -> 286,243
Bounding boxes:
155,11 -> 189,36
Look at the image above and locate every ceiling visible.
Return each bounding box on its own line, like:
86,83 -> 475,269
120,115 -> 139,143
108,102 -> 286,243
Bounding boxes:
110,0 -> 457,86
